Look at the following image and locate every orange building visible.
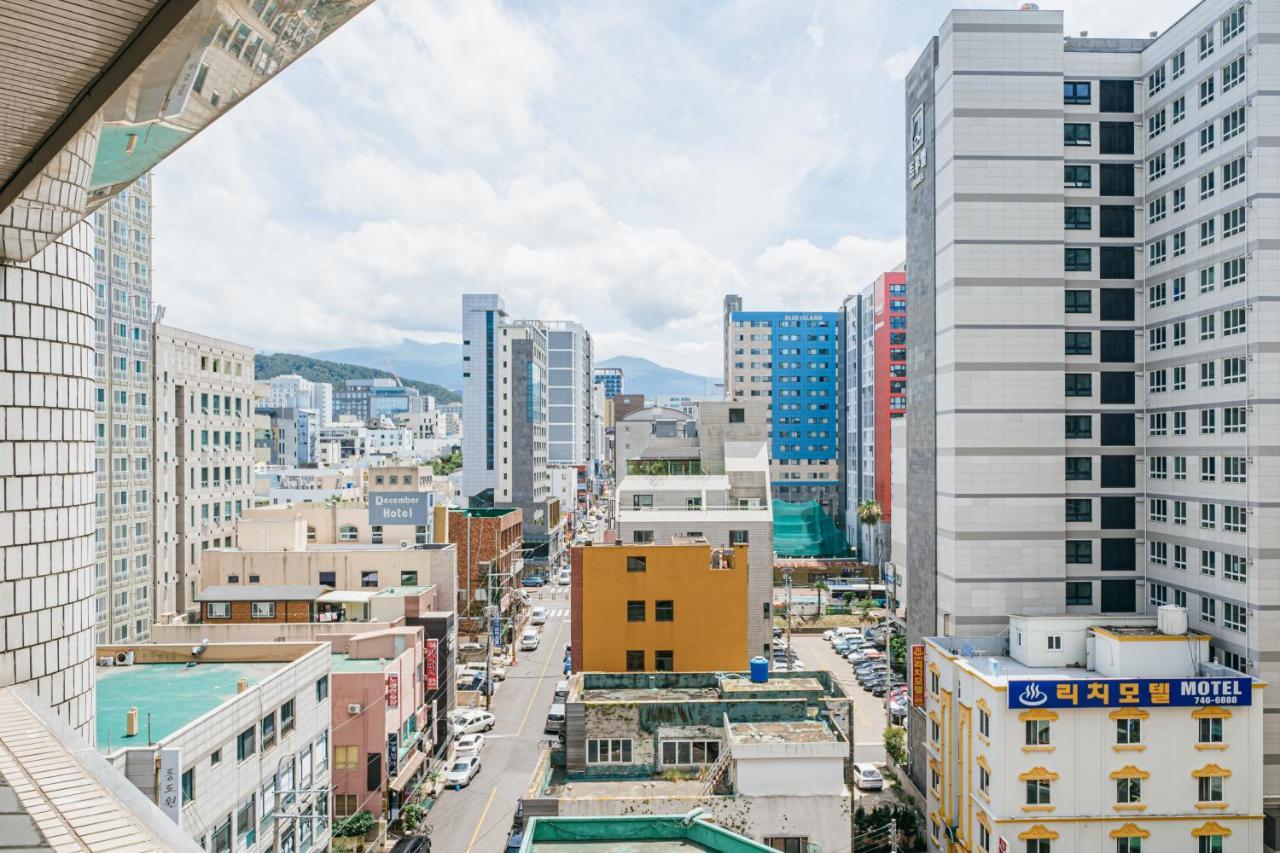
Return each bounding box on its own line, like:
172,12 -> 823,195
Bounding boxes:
571,542 -> 748,673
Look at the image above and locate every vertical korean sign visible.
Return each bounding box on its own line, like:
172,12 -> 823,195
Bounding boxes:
910,644 -> 926,707
386,672 -> 400,709
157,748 -> 182,828
425,639 -> 439,691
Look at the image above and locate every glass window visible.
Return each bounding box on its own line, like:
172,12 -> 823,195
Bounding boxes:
1065,164 -> 1091,187
1064,290 -> 1092,313
1065,248 -> 1092,271
1063,81 -> 1091,104
1065,207 -> 1092,230
627,601 -> 646,622
1064,123 -> 1092,145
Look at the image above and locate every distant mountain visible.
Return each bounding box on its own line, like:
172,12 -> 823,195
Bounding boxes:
255,352 -> 460,405
599,356 -> 718,399
311,340 -> 462,392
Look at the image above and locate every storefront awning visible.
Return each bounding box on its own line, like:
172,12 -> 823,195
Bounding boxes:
389,749 -> 426,792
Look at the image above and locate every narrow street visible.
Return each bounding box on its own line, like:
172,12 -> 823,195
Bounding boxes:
791,635 -> 888,765
424,584 -> 571,852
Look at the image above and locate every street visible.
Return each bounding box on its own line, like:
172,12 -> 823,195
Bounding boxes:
791,635 -> 888,765
425,584 -> 571,852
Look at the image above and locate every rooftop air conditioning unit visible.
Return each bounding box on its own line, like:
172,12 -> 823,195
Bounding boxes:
347,704 -> 362,715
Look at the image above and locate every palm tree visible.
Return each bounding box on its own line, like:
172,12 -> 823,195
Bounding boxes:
812,579 -> 829,618
856,499 -> 883,568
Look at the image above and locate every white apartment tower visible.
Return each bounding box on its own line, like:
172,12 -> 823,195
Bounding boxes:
461,293 -> 508,504
153,324 -> 256,622
906,0 -> 1280,825
92,174 -> 155,644
266,373 -> 332,425
543,321 -> 594,469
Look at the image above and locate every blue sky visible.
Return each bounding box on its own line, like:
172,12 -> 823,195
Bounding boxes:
155,0 -> 1182,374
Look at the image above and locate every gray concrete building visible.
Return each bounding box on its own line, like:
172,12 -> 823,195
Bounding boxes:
904,0 -> 1280,823
543,320 -> 594,468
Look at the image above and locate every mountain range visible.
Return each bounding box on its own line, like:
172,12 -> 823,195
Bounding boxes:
309,340 -> 718,399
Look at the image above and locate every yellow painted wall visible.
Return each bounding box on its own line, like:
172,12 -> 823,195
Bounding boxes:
575,544 -> 749,672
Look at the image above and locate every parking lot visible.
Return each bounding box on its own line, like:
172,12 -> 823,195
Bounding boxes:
791,634 -> 889,765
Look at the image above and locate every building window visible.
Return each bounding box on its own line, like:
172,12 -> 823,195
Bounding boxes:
655,650 -> 674,671
1065,458 -> 1092,481
625,650 -> 644,671
1064,290 -> 1092,313
334,746 -> 359,769
306,525 -> 316,543
261,712 -> 277,752
1065,207 -> 1091,230
655,600 -> 674,622
315,676 -> 329,702
728,407 -> 745,423
1065,164 -> 1091,187
586,738 -> 633,764
764,839 -> 809,853
1065,374 -> 1092,397
1065,248 -> 1092,271
1116,717 -> 1141,745
1116,838 -> 1142,853
1066,540 -> 1092,564
1064,123 -> 1092,146
1198,775 -> 1225,804
251,602 -> 276,619
371,525 -> 383,545
1025,719 -> 1051,746
182,768 -> 195,804
978,709 -> 990,737
1046,635 -> 1062,651
627,601 -> 646,622
1063,81 -> 1091,104
1025,778 -> 1052,805
360,571 -> 378,588
661,739 -> 721,765
1066,581 -> 1092,606
729,529 -> 749,545
237,727 -> 255,762
1199,716 -> 1224,745
206,602 -> 230,619
339,525 -> 358,541
281,699 -> 295,736
1116,776 -> 1142,805
1065,418 -> 1092,441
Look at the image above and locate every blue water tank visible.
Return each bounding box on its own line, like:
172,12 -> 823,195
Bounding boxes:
749,656 -> 770,684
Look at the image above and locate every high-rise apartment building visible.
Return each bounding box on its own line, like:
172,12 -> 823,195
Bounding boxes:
842,269 -> 908,563
723,295 -> 843,520
265,374 -> 332,426
594,366 -> 624,399
904,0 -> 1280,814
153,324 -> 256,621
543,321 -> 594,467
92,175 -> 155,644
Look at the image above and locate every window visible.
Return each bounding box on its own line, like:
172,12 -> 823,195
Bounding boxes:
1148,65 -> 1166,94
1223,455 -> 1245,485
1064,123 -> 1092,145
1147,197 -> 1166,225
1223,206 -> 1246,238
1116,717 -> 1141,745
1116,776 -> 1142,805
1116,838 -> 1142,853
1066,540 -> 1093,563
1222,106 -> 1245,141
1224,553 -> 1246,584
1200,76 -> 1216,108
1148,413 -> 1167,436
1202,596 -> 1218,624
1026,778 -> 1052,805
1223,356 -> 1246,385
400,570 -> 418,585
237,727 -> 255,762
334,745 -> 359,769
1149,370 -> 1167,393
1047,635 -> 1062,651
655,650 -> 674,671
1147,281 -> 1166,308
1065,248 -> 1092,272
338,525 -> 358,541
1150,501 -> 1168,524
211,749 -> 222,766
1200,123 -> 1216,154
1171,95 -> 1186,124
1064,290 -> 1092,314
360,571 -> 378,588
1063,81 -> 1091,104
1065,417 -> 1092,440
1200,218 -> 1216,246
206,602 -> 230,619
1147,110 -> 1165,139
1173,50 -> 1186,78
1223,406 -> 1246,433
1199,716 -> 1224,744
212,817 -> 232,853
1065,458 -> 1092,482
1149,457 -> 1167,480
1173,368 -> 1186,391
1065,332 -> 1091,355
1224,602 -> 1247,633
1148,327 -> 1166,351
1027,840 -> 1051,853
627,600 -> 645,622
1223,155 -> 1245,189
655,600 -> 674,622
1066,581 -> 1092,605
1065,207 -> 1092,230
1202,457 -> 1218,484
728,407 -> 745,423
979,708 -> 990,737
261,712 -> 277,752
281,699 -> 295,735
1200,170 -> 1216,200
251,602 -> 276,619
625,650 -> 644,671
182,768 -> 195,804
1148,239 -> 1166,266
587,738 -> 633,764
661,739 -> 722,765
1224,504 -> 1247,533
1223,256 -> 1246,288
1199,775 -> 1225,804
765,839 -> 809,853
626,556 -> 647,572
315,676 -> 329,702
1200,314 -> 1216,341
1222,55 -> 1245,92
1172,185 -> 1185,210
1065,164 -> 1091,187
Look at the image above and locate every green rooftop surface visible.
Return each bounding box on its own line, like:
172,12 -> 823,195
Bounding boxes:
331,654 -> 388,673
372,585 -> 431,596
522,816 -> 774,853
96,662 -> 283,751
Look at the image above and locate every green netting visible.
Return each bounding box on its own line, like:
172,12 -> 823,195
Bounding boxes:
772,499 -> 851,558
524,815 -> 776,852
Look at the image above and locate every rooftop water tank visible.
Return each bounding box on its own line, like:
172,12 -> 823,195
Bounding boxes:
1158,604 -> 1189,636
749,656 -> 769,684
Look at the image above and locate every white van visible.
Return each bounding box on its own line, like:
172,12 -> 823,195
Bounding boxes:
544,703 -> 566,734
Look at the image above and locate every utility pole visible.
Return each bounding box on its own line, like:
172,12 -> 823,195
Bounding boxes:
889,818 -> 898,853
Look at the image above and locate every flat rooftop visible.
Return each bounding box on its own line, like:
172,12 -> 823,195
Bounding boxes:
728,720 -> 836,745
523,816 -> 773,852
331,654 -> 388,673
96,662 -> 285,750
535,843 -> 705,851
580,686 -> 720,703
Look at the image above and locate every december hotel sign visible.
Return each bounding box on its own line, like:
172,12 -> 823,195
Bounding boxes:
1007,676 -> 1251,709
369,491 -> 430,525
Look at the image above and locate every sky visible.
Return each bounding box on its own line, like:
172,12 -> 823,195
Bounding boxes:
155,0 -> 1185,376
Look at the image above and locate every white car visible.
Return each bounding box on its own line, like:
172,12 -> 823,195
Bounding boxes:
445,755 -> 482,789
530,607 -> 548,626
452,710 -> 495,735
459,662 -> 508,682
557,571 -> 571,586
455,733 -> 486,758
853,763 -> 884,791
520,628 -> 541,651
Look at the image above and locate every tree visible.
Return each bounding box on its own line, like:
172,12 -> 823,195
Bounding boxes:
812,579 -> 829,617
334,811 -> 375,838
856,499 -> 882,568
855,596 -> 875,624
889,633 -> 907,674
884,725 -> 907,765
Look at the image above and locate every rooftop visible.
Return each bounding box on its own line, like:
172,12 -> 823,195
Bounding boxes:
331,654 -> 391,673
96,662 -> 286,750
449,506 -> 520,518
727,720 -> 836,745
372,585 -> 433,597
573,671 -> 845,703
197,584 -> 328,601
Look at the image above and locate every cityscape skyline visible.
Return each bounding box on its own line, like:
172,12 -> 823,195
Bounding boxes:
150,0 -> 1186,376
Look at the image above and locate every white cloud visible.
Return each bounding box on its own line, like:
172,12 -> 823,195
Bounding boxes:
883,47 -> 918,82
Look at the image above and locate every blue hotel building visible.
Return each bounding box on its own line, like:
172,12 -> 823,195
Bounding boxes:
723,295 -> 844,526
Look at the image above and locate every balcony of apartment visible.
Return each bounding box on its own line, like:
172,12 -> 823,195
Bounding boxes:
95,435 -> 107,450
112,569 -> 129,587
111,369 -> 129,385
96,540 -> 107,559
111,605 -> 129,621
134,468 -> 149,482
95,572 -> 108,593
133,436 -> 150,451
111,470 -> 129,485
112,537 -> 128,551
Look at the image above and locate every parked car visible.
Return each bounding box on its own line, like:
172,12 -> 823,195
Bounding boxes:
459,662 -> 507,681
545,703 -> 566,734
554,679 -> 570,702
846,651 -> 868,664
530,606 -> 548,625
522,575 -> 546,588
452,709 -> 495,734
520,628 -> 541,651
390,837 -> 430,853
445,755 -> 482,789
853,763 -> 884,791
558,570 -> 571,585
456,673 -> 495,695
455,733 -> 486,758
773,627 -> 784,638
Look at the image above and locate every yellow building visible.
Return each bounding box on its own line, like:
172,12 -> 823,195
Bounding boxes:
571,542 -> 748,673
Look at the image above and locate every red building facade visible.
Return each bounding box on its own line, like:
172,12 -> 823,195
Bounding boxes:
872,270 -> 908,521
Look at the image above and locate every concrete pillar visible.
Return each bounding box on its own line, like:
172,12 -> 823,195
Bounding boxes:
0,222 -> 97,739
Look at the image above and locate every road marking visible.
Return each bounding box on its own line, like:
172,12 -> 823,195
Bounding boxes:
517,617 -> 566,737
463,787 -> 497,853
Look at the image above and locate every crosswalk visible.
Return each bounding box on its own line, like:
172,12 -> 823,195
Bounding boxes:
541,607 -> 570,620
